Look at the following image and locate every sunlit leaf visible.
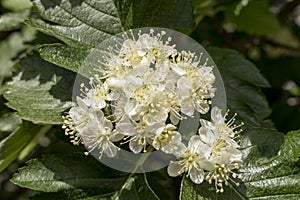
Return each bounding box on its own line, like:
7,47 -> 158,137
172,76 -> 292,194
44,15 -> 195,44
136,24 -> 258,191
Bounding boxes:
4,53 -> 75,124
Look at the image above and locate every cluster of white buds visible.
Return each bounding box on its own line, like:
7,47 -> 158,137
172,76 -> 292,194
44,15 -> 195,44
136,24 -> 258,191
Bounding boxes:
62,28 -> 243,193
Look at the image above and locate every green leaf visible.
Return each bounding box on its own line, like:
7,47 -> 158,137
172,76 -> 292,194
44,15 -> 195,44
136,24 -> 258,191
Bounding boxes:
0,26 -> 36,81
192,0 -> 216,27
26,0 -> 124,48
30,189 -> 111,200
240,128 -> 284,166
0,122 -> 40,173
11,153 -> 160,199
207,47 -> 271,126
147,169 -> 180,200
130,0 -> 193,29
32,0 -> 193,76
113,174 -> 159,200
36,43 -> 90,76
11,153 -> 127,193
180,129 -> 300,199
225,0 -> 281,36
0,10 -> 30,31
4,53 -> 75,124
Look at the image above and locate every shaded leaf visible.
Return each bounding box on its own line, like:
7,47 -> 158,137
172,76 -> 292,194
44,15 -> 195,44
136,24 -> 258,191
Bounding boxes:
4,53 -> 75,124
192,0 -> 216,27
130,0 -> 193,29
30,189 -> 110,200
147,169 -> 180,200
225,0 -> 281,36
11,153 -> 127,193
12,153 -> 160,200
180,129 -> 300,199
113,174 -> 159,200
0,26 -> 36,80
0,122 -> 40,173
207,47 -> 271,126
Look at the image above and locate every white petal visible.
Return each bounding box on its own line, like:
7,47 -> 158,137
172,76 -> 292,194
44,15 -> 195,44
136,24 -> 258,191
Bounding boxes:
162,142 -> 186,157
152,139 -> 161,150
199,119 -> 214,129
110,131 -> 124,142
211,106 -> 224,124
194,102 -> 209,114
189,167 -> 204,184
129,139 -> 143,154
199,127 -> 215,144
200,159 -> 215,171
116,121 -> 136,136
171,63 -> 186,76
76,97 -> 88,110
188,135 -> 203,153
181,100 -> 194,117
103,141 -> 118,157
170,111 -> 180,125
167,161 -> 184,177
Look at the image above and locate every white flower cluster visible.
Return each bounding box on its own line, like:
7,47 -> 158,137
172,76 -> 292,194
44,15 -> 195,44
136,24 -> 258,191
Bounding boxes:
167,107 -> 243,192
62,29 -> 243,193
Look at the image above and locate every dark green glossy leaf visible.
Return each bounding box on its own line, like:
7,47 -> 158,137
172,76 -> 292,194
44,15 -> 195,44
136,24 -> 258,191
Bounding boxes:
113,174 -> 159,200
130,0 -> 193,29
207,47 -> 271,126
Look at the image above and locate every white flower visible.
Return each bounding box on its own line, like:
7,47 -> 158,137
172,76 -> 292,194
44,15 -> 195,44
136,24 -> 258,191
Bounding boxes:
176,55 -> 216,116
198,106 -> 243,192
63,29 -> 233,188
62,97 -> 100,145
82,82 -> 108,110
116,120 -> 165,153
152,124 -> 185,157
82,111 -> 123,158
167,136 -> 209,184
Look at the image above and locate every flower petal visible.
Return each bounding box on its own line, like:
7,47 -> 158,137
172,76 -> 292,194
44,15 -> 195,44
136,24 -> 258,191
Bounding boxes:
199,126 -> 215,144
162,142 -> 186,157
167,161 -> 184,177
129,139 -> 143,154
211,106 -> 224,124
103,141 -> 118,157
188,135 -> 203,153
189,167 -> 204,184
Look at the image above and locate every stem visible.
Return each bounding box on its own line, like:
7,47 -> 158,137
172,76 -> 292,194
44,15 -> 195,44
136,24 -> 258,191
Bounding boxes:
18,125 -> 53,160
116,146 -> 154,197
228,182 -> 247,200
